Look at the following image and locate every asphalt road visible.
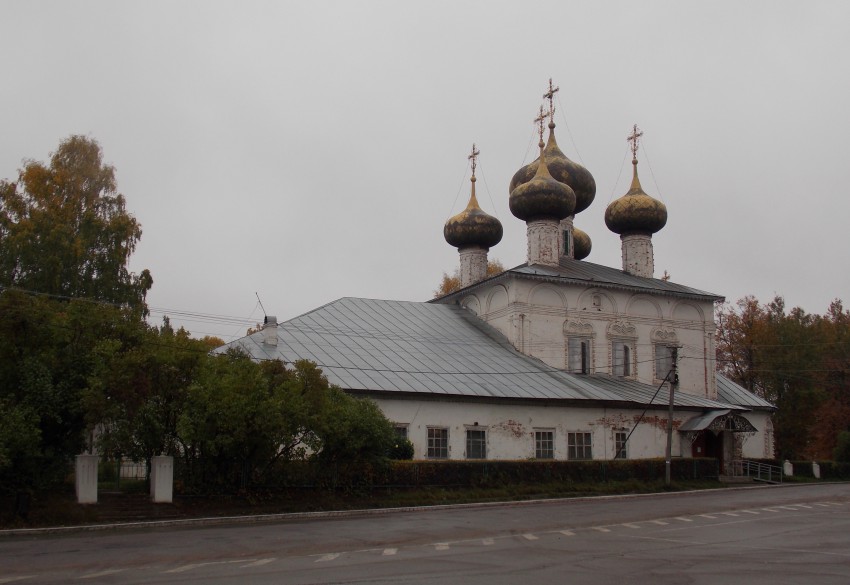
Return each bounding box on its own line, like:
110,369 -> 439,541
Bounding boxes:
2,483 -> 849,584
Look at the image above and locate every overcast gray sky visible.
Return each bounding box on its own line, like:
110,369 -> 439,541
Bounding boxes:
2,1 -> 848,341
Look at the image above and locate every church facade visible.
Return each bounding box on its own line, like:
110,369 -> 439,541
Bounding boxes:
220,84 -> 774,469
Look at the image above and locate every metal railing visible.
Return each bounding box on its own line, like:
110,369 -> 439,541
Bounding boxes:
729,459 -> 782,484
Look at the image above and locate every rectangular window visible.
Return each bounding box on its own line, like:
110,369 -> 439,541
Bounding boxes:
535,430 -> 554,459
568,432 -> 593,460
563,230 -> 570,255
394,425 -> 408,440
466,429 -> 486,459
427,427 -> 448,459
567,337 -> 591,374
614,431 -> 628,460
612,341 -> 632,377
655,345 -> 675,381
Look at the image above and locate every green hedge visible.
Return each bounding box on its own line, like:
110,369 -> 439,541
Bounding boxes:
229,458 -> 717,492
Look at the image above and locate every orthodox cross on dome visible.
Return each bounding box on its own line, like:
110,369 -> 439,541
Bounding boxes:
535,105 -> 550,143
627,124 -> 643,160
543,78 -> 559,122
468,143 -> 480,177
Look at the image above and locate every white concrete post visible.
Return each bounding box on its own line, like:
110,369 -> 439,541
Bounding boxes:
150,456 -> 174,503
783,459 -> 794,477
812,461 -> 821,479
75,454 -> 99,504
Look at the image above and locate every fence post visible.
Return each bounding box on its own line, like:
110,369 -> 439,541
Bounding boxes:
151,456 -> 174,503
75,454 -> 99,504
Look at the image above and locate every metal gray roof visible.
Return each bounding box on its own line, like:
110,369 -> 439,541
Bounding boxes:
435,258 -> 723,303
716,374 -> 776,409
217,297 -> 741,411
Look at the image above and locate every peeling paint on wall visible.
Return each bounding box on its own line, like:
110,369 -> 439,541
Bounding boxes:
491,419 -> 525,438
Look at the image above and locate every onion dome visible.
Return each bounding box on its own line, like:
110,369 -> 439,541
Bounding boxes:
509,118 -> 576,222
509,121 -> 596,214
605,156 -> 667,235
573,227 -> 592,260
444,175 -> 503,249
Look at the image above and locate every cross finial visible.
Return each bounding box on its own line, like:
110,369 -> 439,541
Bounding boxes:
543,78 -> 559,122
468,143 -> 480,177
627,124 -> 643,161
535,105 -> 550,144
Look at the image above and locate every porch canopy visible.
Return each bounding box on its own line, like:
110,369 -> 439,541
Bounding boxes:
679,409 -> 758,436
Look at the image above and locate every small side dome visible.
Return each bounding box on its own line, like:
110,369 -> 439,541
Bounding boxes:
573,227 -> 592,260
605,158 -> 667,235
444,176 -> 503,249
510,122 -> 596,214
509,140 -> 576,222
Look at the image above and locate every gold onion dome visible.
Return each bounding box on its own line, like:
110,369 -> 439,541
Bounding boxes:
604,156 -> 667,235
509,107 -> 576,222
444,175 -> 503,249
573,227 -> 592,260
509,121 -> 596,214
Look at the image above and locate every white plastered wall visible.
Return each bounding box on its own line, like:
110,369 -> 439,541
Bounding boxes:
375,397 -> 698,461
456,277 -> 717,400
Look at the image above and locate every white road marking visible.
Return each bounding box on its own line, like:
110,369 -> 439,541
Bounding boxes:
240,558 -> 275,568
79,569 -> 126,579
698,514 -> 717,519
650,520 -> 669,525
721,512 -> 740,517
815,503 -> 831,507
778,506 -> 800,511
316,553 -> 341,563
741,510 -> 760,515
560,530 -> 575,537
0,578 -> 34,584
522,533 -> 539,541
796,504 -> 813,509
482,538 -> 495,545
435,543 -> 450,551
675,517 -> 693,522
622,523 -> 641,529
382,548 -> 397,556
593,527 -> 611,533
762,508 -> 780,512
164,560 -> 241,573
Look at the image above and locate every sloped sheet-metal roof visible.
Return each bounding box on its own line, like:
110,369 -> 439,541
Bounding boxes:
218,297 -> 741,411
716,374 -> 775,409
435,258 -> 723,303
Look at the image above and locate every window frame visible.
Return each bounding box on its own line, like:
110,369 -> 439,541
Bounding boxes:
567,336 -> 592,374
567,431 -> 593,460
614,430 -> 628,460
654,345 -> 676,382
534,429 -> 555,459
611,339 -> 634,377
427,427 -> 449,459
465,428 -> 487,459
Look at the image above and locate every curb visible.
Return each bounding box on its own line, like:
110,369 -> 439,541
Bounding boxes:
2,482 -> 827,537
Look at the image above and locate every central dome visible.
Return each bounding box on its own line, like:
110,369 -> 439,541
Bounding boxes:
510,122 -> 596,215
509,139 -> 575,222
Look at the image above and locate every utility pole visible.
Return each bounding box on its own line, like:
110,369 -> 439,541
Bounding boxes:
665,347 -> 679,486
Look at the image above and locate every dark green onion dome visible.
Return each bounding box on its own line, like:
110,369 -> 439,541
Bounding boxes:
573,227 -> 592,260
509,139 -> 575,222
509,122 -> 596,214
605,157 -> 667,235
444,176 -> 503,249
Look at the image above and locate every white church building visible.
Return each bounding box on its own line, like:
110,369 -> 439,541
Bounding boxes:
219,90 -> 774,472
